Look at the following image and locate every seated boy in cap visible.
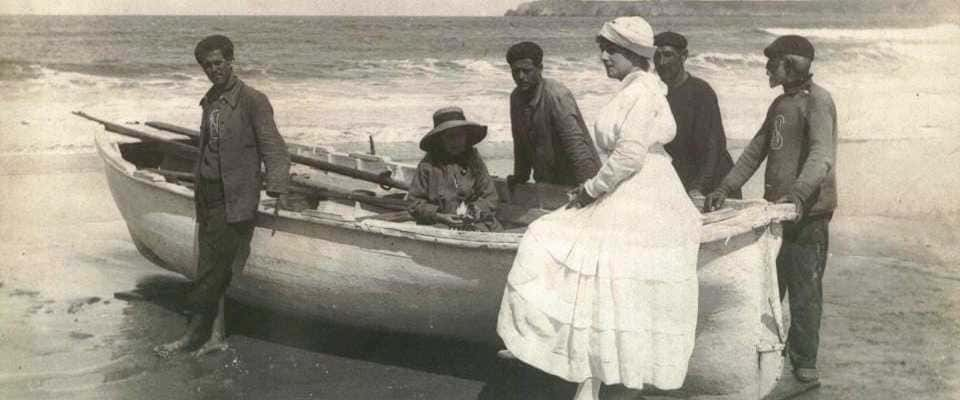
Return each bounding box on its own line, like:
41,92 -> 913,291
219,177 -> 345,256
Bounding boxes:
406,107 -> 502,232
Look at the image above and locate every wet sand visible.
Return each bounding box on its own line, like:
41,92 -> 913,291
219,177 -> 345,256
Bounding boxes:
0,149 -> 957,400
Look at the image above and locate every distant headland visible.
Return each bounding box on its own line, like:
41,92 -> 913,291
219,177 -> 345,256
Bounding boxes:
504,0 -> 960,17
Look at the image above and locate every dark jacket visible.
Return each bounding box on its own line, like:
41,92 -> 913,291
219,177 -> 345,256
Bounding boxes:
510,78 -> 600,186
406,149 -> 501,232
195,77 -> 291,223
664,75 -> 735,194
719,79 -> 837,217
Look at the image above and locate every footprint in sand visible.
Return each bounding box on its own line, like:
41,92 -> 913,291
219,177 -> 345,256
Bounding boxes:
67,296 -> 102,314
10,289 -> 39,298
69,331 -> 94,340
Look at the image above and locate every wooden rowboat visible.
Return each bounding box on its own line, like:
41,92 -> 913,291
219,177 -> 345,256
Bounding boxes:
91,118 -> 797,399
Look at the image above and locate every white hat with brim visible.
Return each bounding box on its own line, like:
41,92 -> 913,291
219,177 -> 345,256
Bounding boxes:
419,107 -> 488,152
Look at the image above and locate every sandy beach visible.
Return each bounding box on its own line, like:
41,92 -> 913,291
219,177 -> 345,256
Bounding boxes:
0,136 -> 957,400
1,13 -> 959,400
0,152 -> 507,400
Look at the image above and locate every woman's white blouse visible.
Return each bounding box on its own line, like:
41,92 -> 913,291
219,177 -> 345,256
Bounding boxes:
584,70 -> 677,197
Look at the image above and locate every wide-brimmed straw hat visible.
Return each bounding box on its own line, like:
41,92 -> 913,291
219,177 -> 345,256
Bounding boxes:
419,106 -> 488,152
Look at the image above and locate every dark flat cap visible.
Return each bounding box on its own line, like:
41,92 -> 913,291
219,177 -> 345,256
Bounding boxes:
654,31 -> 687,50
764,35 -> 815,60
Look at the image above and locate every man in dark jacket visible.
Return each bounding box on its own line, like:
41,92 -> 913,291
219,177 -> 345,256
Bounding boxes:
506,41 -> 600,188
653,31 -> 738,198
155,34 -> 290,357
705,35 -> 837,384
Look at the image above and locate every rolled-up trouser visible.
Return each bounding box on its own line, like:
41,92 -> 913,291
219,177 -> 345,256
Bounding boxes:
777,212 -> 831,369
182,178 -> 255,316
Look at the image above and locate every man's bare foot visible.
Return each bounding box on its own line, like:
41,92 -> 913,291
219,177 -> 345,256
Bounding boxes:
496,349 -> 516,360
191,338 -> 229,357
153,337 -> 191,358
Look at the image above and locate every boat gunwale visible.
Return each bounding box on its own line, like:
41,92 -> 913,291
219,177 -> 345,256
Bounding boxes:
95,130 -> 524,250
95,129 -> 798,249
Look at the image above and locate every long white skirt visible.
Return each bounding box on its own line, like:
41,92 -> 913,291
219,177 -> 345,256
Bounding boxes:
497,153 -> 701,390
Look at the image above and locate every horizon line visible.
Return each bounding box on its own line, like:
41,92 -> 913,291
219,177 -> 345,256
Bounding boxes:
0,13 -> 514,17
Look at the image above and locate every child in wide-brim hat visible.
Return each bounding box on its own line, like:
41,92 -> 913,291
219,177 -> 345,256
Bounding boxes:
406,107 -> 502,232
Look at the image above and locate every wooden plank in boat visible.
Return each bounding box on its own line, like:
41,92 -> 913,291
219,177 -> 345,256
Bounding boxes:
300,209 -> 351,221
356,211 -> 414,223
132,169 -> 167,182
701,207 -> 739,224
360,219 -> 521,248
497,182 -> 569,209
347,152 -> 387,162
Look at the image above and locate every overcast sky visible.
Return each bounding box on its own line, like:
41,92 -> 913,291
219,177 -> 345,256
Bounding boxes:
0,0 -> 533,16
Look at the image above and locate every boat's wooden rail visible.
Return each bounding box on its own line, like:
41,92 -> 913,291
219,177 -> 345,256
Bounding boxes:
268,140 -> 574,212
86,115 -> 798,241
133,118 -> 570,227
279,141 -> 796,233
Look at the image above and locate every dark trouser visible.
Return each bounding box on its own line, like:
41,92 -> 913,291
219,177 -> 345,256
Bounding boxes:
777,213 -> 831,369
182,178 -> 254,317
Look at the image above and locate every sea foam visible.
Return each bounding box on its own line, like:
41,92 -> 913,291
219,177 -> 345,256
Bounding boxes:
761,23 -> 960,43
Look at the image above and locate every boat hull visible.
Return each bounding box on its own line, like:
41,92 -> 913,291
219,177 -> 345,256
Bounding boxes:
97,131 -> 787,398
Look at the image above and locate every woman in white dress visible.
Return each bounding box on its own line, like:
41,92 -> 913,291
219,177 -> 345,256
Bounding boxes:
497,16 -> 702,400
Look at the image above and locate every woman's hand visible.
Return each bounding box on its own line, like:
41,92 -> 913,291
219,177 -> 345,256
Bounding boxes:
435,213 -> 465,227
565,185 -> 596,209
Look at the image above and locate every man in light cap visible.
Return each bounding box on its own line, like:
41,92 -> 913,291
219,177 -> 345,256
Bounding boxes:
506,41 -> 600,189
705,34 -> 837,384
653,31 -> 738,199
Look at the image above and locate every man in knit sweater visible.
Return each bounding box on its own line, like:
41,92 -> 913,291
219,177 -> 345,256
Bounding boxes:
704,35 -> 837,384
653,31 -> 737,198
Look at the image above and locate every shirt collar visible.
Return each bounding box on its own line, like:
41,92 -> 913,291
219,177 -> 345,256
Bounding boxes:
782,74 -> 813,95
664,70 -> 689,90
200,75 -> 242,107
517,79 -> 545,108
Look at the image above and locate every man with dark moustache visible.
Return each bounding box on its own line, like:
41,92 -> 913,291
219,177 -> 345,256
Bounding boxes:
704,35 -> 837,384
155,34 -> 290,357
653,31 -> 738,199
506,41 -> 600,188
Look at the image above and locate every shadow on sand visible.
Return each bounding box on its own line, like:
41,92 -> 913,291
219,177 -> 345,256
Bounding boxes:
120,275 -> 577,400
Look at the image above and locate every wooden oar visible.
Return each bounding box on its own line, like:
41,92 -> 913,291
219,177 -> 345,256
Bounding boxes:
73,111 -> 199,158
143,167 -> 412,212
145,168 -> 195,181
144,121 -> 200,140
145,120 -> 410,191
289,174 -> 411,211
75,112 -> 412,209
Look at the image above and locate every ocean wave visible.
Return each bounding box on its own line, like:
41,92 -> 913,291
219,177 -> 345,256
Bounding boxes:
1,56 -> 567,84
49,62 -> 191,79
0,58 -> 199,83
2,64 -> 207,95
828,44 -> 909,66
0,59 -> 43,81
687,52 -> 767,70
760,23 -> 960,43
